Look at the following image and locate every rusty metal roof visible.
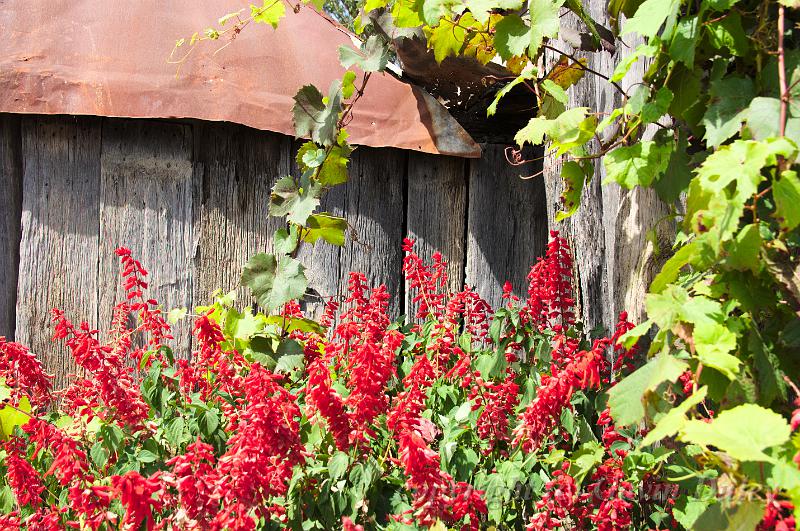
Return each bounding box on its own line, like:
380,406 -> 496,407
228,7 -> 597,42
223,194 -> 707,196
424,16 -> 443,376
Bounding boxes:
0,1 -> 480,157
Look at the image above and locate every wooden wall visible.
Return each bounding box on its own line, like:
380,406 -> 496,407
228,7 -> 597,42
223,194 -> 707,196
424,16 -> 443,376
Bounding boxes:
0,114 -> 547,386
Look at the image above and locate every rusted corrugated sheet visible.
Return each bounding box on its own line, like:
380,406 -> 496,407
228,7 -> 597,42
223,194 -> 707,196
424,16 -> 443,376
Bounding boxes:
0,1 -> 480,157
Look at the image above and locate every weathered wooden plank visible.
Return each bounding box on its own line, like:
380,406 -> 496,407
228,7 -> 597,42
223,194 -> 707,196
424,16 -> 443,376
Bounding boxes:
98,120 -> 194,354
333,146 -> 407,313
192,123 -> 291,309
466,143 -> 548,309
543,4 -> 622,333
0,115 -> 22,340
405,152 -> 467,316
16,117 -> 102,387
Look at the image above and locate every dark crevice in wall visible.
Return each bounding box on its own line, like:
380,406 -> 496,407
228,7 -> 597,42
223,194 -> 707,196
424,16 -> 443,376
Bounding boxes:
399,151 -> 410,318
460,156 -> 471,291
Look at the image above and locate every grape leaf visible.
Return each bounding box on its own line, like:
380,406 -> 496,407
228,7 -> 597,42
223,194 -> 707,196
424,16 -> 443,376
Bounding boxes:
269,176 -> 322,225
303,213 -> 348,246
338,35 -> 390,72
529,0 -> 564,56
292,81 -> 342,147
640,386 -> 708,447
466,0 -> 524,22
701,76 -> 754,147
429,18 -> 467,63
774,170 -> 800,231
241,253 -> 308,312
488,67 -> 536,117
0,396 -> 30,440
250,0 -> 286,28
603,140 -> 673,188
318,144 -> 351,186
623,0 -> 679,37
607,352 -> 688,426
556,161 -> 586,221
274,226 -> 299,255
679,404 -> 790,462
494,15 -> 530,60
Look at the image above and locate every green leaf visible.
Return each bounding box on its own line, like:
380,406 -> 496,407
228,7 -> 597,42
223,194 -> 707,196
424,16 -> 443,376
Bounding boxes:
164,417 -> 187,447
746,97 -> 781,140
654,130 -> 692,203
488,67 -> 536,117
706,11 -> 749,57
269,176 -> 322,225
328,451 -> 350,480
640,87 -> 673,124
466,0 -> 524,22
774,170 -> 800,230
429,18 -> 467,63
166,307 -> 187,324
198,409 -> 220,437
338,35 -> 390,72
640,386 -> 708,447
303,213 -> 348,246
694,500 -> 765,531
241,253 -> 308,312
669,15 -> 700,66
528,0 -> 564,56
341,71 -> 357,99
493,15 -> 530,60
556,161 -> 586,221
137,449 -> 159,463
680,404 -> 790,462
703,0 -> 741,10
90,441 -> 110,468
250,0 -> 286,28
421,0 -> 458,24
541,79 -> 568,104
623,0 -> 679,37
607,352 -> 688,426
701,76 -> 754,148
274,226 -> 299,255
568,441 -> 604,486
603,140 -> 673,188
725,223 -> 761,271
292,82 -> 342,147
515,107 -> 592,154
275,354 -> 305,374
318,144 -> 351,187
0,396 -> 30,440
650,241 -> 699,293
611,42 -> 657,82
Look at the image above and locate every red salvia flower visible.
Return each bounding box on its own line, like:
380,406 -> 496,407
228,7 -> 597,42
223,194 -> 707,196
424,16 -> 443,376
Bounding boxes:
4,437 -> 44,508
112,471 -> 165,531
0,338 -> 53,409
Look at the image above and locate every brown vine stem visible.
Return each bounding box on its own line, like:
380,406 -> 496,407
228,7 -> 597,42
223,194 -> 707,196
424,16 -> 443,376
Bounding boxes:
778,5 -> 788,138
541,44 -> 628,97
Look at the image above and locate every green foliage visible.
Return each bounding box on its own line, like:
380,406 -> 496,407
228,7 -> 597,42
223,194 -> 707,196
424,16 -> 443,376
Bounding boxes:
177,0 -> 800,525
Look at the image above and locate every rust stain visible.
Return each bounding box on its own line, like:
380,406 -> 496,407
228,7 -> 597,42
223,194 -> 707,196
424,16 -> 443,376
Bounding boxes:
0,1 -> 481,158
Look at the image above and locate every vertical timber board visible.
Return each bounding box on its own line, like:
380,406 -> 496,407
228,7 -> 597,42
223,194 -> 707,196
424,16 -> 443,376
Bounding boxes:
0,115 -> 22,339
466,143 -> 548,309
335,146 -> 407,313
16,116 -> 102,387
192,123 -> 290,307
543,2 -> 619,334
405,152 -> 467,316
294,141 -> 344,318
98,120 -> 194,354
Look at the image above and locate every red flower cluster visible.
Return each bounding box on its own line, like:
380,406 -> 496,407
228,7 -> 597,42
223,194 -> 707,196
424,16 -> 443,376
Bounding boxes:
305,272 -> 402,451
0,337 -> 53,408
526,231 -> 575,331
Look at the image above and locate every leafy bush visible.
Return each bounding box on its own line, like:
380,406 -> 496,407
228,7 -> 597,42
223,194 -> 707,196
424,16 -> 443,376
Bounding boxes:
0,233 -> 696,530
